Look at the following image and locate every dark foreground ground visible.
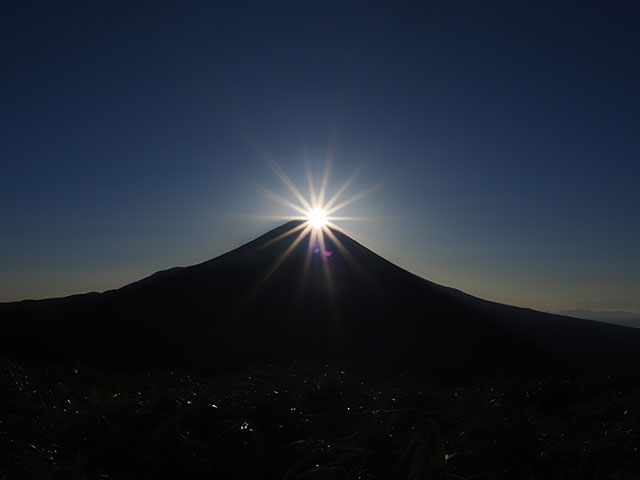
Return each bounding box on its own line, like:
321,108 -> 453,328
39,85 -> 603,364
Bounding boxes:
2,359 -> 639,480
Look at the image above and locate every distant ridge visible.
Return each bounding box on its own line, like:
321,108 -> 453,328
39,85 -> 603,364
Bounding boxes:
2,221 -> 640,375
556,309 -> 640,329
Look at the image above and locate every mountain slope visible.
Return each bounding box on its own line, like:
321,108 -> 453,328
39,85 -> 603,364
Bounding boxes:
2,221 -> 640,373
556,309 -> 640,329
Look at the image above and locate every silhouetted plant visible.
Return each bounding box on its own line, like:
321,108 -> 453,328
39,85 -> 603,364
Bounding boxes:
1,359 -> 640,479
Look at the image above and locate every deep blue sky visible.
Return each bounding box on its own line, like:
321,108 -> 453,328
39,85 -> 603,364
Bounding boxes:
2,1 -> 639,312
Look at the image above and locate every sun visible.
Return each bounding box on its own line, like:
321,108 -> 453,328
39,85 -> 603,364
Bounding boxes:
247,158 -> 380,288
307,208 -> 328,228
249,158 -> 380,250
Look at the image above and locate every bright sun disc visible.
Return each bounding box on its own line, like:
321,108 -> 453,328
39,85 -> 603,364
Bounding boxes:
307,208 -> 327,228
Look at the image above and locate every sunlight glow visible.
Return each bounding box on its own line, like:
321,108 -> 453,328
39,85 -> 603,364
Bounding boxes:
251,158 -> 377,236
247,157 -> 379,300
307,208 -> 328,228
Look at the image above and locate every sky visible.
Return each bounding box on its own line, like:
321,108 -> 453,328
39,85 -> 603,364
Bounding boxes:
1,1 -> 639,313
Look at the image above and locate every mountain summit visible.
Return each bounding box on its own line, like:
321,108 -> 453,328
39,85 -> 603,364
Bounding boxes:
2,221 -> 640,373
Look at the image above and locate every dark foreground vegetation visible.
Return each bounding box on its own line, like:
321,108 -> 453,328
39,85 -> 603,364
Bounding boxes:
2,358 -> 640,480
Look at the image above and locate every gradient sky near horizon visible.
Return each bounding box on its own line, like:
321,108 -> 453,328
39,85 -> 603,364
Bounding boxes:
2,1 -> 639,312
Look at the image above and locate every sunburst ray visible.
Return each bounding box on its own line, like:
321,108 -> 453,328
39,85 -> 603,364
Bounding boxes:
315,227 -> 334,296
317,156 -> 333,208
248,182 -> 309,216
323,166 -> 362,212
322,225 -> 374,288
269,160 -> 313,212
325,182 -> 383,216
254,221 -> 308,253
254,224 -> 312,289
306,162 -> 318,209
246,158 -> 383,301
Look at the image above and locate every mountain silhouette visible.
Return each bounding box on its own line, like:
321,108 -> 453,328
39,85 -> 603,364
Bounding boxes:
556,309 -> 640,329
2,220 -> 640,374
